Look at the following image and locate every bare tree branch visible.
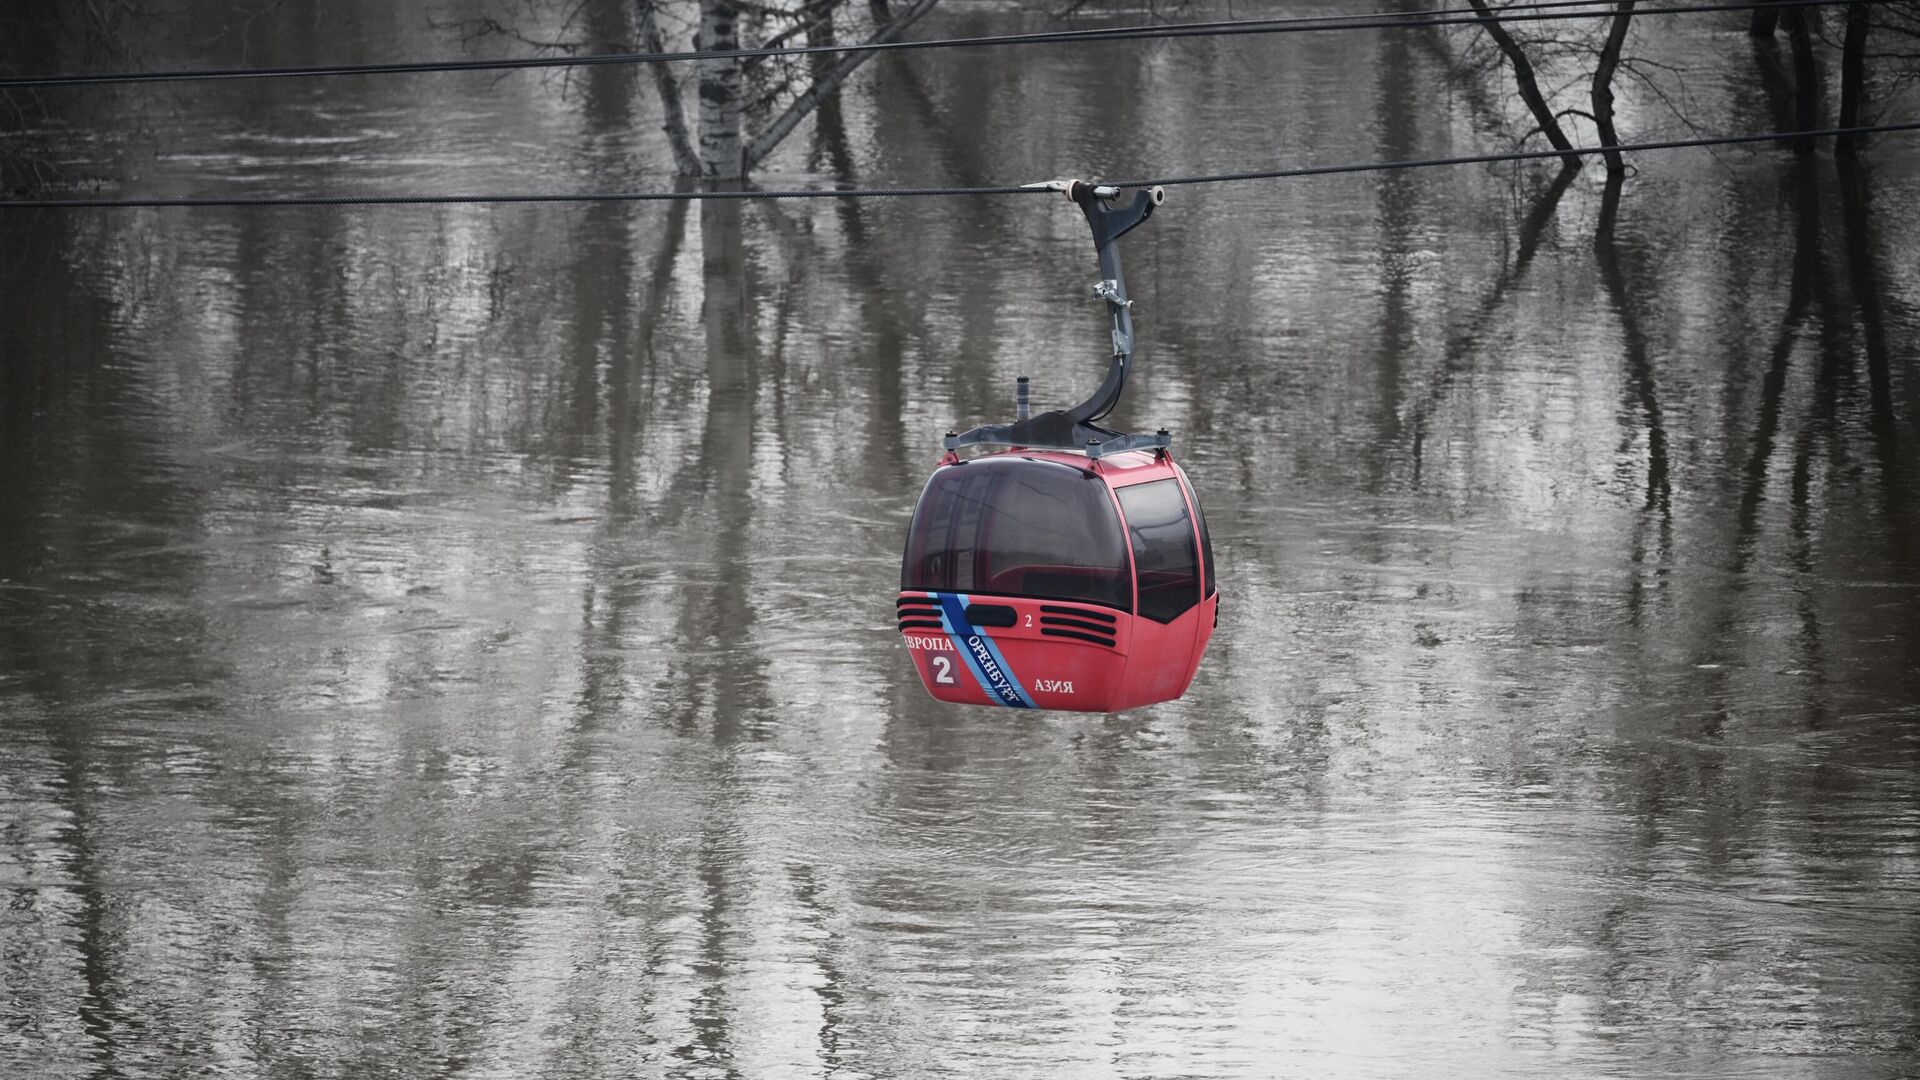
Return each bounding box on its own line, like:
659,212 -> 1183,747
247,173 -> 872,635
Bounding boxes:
744,0 -> 940,170
1466,0 -> 1583,170
1616,58 -> 1709,137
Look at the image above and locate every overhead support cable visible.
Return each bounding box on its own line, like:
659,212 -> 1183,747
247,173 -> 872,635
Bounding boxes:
5,120 -> 1916,209
1109,120 -> 1920,188
0,0 -> 1893,89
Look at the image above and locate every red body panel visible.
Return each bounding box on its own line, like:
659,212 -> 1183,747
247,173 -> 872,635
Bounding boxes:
898,449 -> 1218,713
899,593 -> 1132,711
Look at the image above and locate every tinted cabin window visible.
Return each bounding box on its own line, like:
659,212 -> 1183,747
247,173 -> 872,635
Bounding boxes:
902,458 -> 1131,611
1115,479 -> 1200,623
1177,471 -> 1217,598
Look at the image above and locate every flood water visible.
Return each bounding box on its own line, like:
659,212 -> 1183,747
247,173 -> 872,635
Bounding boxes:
4,2 -> 1920,1076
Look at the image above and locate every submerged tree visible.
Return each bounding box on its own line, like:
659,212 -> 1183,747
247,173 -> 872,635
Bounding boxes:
1589,0 -> 1637,174
1463,0 -> 1583,170
466,0 -> 941,181
1749,0 -> 1920,157
1450,0 -> 1664,173
673,0 -> 940,180
1836,3 -> 1871,155
1455,0 -> 1920,174
1738,1 -> 1920,156
0,0 -> 148,194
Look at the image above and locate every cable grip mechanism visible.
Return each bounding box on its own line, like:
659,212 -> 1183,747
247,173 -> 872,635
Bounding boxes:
943,178 -> 1171,459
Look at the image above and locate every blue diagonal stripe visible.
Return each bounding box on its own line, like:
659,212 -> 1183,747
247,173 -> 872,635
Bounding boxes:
935,592 -> 1035,709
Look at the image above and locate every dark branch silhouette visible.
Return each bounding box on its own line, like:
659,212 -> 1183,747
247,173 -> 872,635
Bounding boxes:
1466,0 -> 1582,170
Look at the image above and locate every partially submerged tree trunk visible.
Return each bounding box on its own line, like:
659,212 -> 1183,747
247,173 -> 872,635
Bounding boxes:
1751,26 -> 1797,139
1590,1 -> 1636,175
1464,0 -> 1581,170
744,0 -> 941,171
696,0 -> 746,180
639,1 -> 700,175
1836,2 -> 1870,157
640,0 -> 941,182
1780,4 -> 1819,155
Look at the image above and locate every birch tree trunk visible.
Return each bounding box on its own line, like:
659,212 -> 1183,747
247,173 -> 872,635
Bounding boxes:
697,0 -> 745,180
636,0 -> 940,182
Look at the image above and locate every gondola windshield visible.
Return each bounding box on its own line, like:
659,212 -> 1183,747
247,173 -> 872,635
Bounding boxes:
902,457 -> 1130,610
1114,479 -> 1200,623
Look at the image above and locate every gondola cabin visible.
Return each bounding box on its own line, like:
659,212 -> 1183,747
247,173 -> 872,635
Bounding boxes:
897,177 -> 1215,711
898,449 -> 1217,712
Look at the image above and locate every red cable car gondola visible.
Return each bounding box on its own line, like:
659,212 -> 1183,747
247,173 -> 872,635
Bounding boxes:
898,180 -> 1217,712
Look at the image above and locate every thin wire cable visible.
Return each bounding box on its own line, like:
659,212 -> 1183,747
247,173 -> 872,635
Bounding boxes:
1112,120 -> 1920,187
0,0 -> 1887,89
5,120 -> 1915,209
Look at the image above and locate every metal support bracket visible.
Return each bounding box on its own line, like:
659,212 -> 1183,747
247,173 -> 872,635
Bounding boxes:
1091,279 -> 1131,307
943,178 -> 1171,457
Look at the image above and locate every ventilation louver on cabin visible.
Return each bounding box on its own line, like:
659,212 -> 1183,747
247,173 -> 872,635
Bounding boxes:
1038,604 -> 1119,648
896,596 -> 944,632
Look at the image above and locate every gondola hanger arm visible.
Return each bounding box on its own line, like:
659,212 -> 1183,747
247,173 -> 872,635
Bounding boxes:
943,178 -> 1171,459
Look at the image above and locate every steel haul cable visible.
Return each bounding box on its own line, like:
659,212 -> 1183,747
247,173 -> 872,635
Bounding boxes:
0,0 -> 1895,89
1112,121 -> 1920,188
5,121 -> 1916,209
